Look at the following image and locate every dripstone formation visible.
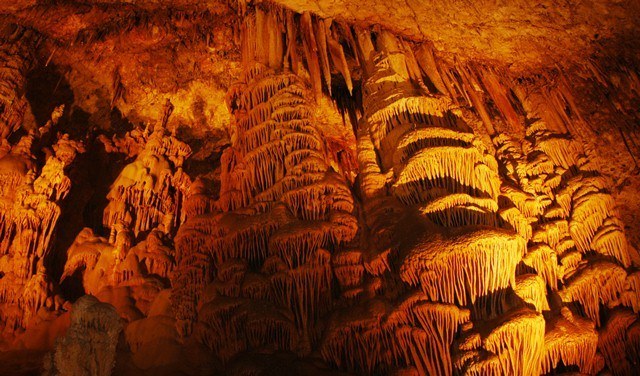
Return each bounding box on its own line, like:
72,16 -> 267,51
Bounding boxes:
0,1 -> 639,375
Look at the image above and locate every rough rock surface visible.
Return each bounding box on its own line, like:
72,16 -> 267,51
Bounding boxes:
0,1 -> 638,375
43,296 -> 122,376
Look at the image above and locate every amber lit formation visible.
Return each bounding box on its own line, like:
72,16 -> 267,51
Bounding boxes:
0,112 -> 84,331
173,9 -> 358,358
0,1 -> 638,375
62,123 -> 189,321
0,24 -> 36,140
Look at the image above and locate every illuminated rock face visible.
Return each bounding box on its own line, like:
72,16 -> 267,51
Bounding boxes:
0,24 -> 36,140
0,2 -> 638,375
173,10 -> 358,358
62,125 -> 189,322
101,124 -> 192,239
0,126 -> 83,331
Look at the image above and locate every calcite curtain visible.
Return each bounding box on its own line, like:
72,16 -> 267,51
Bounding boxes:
0,3 -> 638,376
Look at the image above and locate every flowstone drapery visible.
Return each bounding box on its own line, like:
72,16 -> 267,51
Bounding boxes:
0,24 -> 37,140
0,2 -> 637,375
0,124 -> 83,332
173,9 -> 358,360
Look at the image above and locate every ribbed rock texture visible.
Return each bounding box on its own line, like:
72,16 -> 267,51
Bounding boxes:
0,1 -> 639,376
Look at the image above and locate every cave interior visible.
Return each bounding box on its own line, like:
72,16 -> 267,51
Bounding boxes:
0,0 -> 640,375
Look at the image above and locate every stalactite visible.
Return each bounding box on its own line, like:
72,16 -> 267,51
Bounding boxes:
102,124 -> 192,237
619,271 -> 640,313
332,249 -> 365,295
565,174 -> 631,267
400,228 -> 525,306
0,128 -> 83,331
477,67 -> 523,136
486,78 -> 639,373
598,308 -> 639,375
321,298 -> 399,373
541,307 -> 598,374
12,3 -> 636,375
559,258 -> 627,326
393,294 -> 471,376
454,308 -> 545,376
195,295 -> 296,363
414,43 -> 448,96
513,274 -> 549,312
0,24 -> 37,140
519,244 -> 558,290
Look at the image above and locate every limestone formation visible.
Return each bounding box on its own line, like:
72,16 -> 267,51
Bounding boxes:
43,295 -> 122,376
0,1 -> 638,375
0,24 -> 37,140
0,112 -> 83,332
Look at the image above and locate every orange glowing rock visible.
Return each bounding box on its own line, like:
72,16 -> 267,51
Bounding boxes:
1,3 -> 639,375
598,308 -> 639,375
102,124 -> 191,238
400,227 -> 526,306
172,13 -> 358,353
0,25 -> 36,140
0,122 -> 83,331
541,307 -> 599,374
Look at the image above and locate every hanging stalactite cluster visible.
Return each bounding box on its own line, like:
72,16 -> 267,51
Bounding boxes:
0,109 -> 84,332
0,24 -> 38,141
180,4 -> 638,375
171,7 -> 360,361
62,122 -> 188,324
0,1 -> 635,375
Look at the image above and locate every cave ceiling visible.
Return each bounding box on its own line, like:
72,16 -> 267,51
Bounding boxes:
2,0 -> 639,132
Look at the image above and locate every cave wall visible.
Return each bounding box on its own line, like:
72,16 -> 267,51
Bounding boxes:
0,1 -> 639,375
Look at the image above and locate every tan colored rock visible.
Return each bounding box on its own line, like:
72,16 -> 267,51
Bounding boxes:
44,295 -> 122,376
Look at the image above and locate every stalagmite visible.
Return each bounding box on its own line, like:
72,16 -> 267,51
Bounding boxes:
350,26 -> 544,376
43,296 -> 123,376
59,122 -> 190,336
173,8 -> 358,360
102,123 -> 192,237
0,1 -> 638,375
0,127 -> 83,331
